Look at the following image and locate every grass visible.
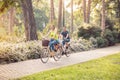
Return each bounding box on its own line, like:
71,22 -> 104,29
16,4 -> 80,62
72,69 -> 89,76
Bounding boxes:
15,53 -> 120,80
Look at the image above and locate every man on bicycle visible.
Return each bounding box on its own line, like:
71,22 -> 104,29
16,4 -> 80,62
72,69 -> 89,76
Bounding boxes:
61,27 -> 70,48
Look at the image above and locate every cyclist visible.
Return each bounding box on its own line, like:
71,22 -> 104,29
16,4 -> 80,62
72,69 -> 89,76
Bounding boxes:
42,25 -> 59,56
61,27 -> 70,48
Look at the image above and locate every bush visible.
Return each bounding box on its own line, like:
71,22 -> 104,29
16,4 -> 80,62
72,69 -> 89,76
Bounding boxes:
103,29 -> 115,46
70,38 -> 95,52
0,41 -> 42,64
96,37 -> 109,48
78,23 -> 101,39
112,30 -> 119,43
105,18 -> 114,30
0,39 -> 96,64
118,32 -> 120,42
89,37 -> 98,48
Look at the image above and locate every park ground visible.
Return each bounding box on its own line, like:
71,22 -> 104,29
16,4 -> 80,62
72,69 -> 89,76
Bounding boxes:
16,52 -> 120,80
0,44 -> 120,80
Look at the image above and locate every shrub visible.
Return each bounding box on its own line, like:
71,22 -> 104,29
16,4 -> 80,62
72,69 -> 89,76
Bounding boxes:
89,37 -> 98,48
118,32 -> 120,42
112,30 -> 119,43
103,29 -> 115,46
96,37 -> 109,48
70,38 -> 95,52
78,23 -> 101,39
0,39 -> 95,64
105,18 -> 114,30
0,41 -> 42,64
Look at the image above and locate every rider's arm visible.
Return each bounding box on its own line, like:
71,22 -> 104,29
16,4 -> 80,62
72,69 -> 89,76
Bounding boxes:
59,34 -> 63,39
66,34 -> 69,39
40,32 -> 44,38
66,31 -> 69,39
45,31 -> 51,37
41,31 -> 51,39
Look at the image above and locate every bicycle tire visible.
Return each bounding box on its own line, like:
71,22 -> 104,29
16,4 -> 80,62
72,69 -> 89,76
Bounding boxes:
53,47 -> 62,61
41,48 -> 49,63
65,46 -> 71,57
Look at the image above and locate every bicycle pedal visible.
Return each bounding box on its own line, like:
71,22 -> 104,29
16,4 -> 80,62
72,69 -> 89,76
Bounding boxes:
62,52 -> 64,55
54,49 -> 57,52
66,47 -> 68,49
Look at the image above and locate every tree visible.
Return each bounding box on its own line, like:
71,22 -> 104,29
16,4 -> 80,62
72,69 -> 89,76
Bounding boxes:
101,0 -> 105,34
8,8 -> 15,35
86,0 -> 91,23
71,0 -> 73,33
0,0 -> 38,40
83,0 -> 86,23
62,0 -> 65,27
50,0 -> 55,23
32,0 -> 49,31
58,0 -> 62,29
20,0 -> 38,40
82,0 -> 91,23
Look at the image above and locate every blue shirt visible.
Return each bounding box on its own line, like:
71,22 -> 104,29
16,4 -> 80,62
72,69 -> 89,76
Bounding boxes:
61,31 -> 70,39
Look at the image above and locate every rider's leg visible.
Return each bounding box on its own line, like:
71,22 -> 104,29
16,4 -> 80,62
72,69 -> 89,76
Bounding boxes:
64,39 -> 70,48
49,39 -> 55,56
62,40 -> 65,47
53,40 -> 59,51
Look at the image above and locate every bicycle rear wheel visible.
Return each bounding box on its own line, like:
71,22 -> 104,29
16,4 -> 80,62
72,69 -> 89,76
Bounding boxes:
41,48 -> 49,63
65,46 -> 71,57
53,47 -> 62,61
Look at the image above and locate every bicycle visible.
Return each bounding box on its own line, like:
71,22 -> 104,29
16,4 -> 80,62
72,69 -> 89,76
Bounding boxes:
41,39 -> 63,63
62,42 -> 71,57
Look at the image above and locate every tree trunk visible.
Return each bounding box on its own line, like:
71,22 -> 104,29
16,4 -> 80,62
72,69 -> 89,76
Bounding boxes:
58,0 -> 62,29
62,0 -> 65,27
101,0 -> 105,34
50,0 -> 55,23
83,0 -> 86,23
71,0 -> 73,34
9,8 -> 15,35
21,0 -> 38,41
86,0 -> 91,23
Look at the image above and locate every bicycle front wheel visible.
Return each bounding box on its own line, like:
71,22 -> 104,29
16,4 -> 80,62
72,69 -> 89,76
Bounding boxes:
41,48 -> 49,63
53,47 -> 62,61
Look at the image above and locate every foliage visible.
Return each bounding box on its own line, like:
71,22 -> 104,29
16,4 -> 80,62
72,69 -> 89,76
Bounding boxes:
113,25 -> 120,42
0,41 -> 42,64
17,53 -> 120,80
0,39 -> 96,64
32,0 -> 49,31
105,18 -> 114,30
13,24 -> 25,37
103,29 -> 115,46
34,8 -> 49,31
96,37 -> 109,48
0,25 -> 25,42
112,30 -> 119,43
78,23 -> 101,39
70,38 -> 95,52
95,29 -> 119,48
89,37 -> 98,48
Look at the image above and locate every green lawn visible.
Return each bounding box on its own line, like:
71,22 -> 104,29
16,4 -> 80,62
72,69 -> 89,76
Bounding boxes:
15,53 -> 120,80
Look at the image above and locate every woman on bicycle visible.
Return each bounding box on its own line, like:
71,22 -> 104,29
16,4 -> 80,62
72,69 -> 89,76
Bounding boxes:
42,25 -> 59,56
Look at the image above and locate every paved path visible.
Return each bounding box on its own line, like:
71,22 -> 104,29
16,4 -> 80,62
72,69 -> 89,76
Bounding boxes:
0,44 -> 120,80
